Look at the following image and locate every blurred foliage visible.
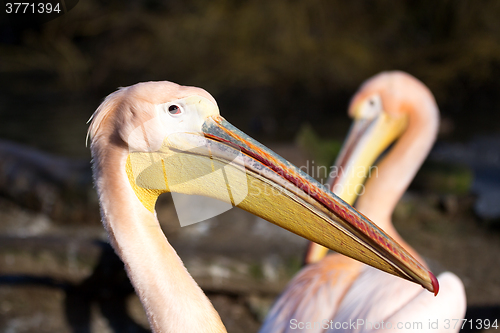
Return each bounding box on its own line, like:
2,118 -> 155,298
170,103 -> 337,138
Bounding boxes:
2,0 -> 500,141
2,0 -> 500,94
296,123 -> 474,195
412,160 -> 473,195
295,123 -> 341,180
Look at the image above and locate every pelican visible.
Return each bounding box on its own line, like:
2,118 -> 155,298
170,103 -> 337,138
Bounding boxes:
87,81 -> 438,332
260,72 -> 466,333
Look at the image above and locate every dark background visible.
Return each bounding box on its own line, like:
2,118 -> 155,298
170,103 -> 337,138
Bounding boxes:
2,0 -> 500,156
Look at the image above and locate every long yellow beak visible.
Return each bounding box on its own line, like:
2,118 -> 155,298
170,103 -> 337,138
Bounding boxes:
126,114 -> 437,295
305,109 -> 409,264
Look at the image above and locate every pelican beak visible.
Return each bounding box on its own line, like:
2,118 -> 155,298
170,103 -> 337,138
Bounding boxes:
305,106 -> 409,264
329,111 -> 409,203
126,112 -> 437,295
203,116 -> 437,294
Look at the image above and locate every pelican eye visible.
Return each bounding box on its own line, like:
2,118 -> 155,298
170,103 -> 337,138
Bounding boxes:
168,104 -> 182,115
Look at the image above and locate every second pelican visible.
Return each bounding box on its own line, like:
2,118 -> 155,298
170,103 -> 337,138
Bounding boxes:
260,71 -> 466,333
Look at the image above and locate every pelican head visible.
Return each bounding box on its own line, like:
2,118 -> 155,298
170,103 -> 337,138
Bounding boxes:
88,80 -> 438,294
330,71 -> 439,204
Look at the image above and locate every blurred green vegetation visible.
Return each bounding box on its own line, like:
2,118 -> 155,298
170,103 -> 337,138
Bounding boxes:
295,123 -> 341,180
295,123 -> 473,195
3,0 -> 500,92
412,160 -> 473,195
1,0 -> 500,151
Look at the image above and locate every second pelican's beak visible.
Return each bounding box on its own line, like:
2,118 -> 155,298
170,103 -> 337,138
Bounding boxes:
305,97 -> 409,265
126,106 -> 437,294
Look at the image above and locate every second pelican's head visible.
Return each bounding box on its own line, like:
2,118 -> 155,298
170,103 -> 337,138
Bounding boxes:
329,71 -> 439,207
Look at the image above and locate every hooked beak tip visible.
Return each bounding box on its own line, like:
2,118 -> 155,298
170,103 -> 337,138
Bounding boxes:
430,271 -> 439,296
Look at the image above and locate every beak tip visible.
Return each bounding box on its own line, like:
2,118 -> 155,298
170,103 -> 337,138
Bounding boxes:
430,271 -> 440,296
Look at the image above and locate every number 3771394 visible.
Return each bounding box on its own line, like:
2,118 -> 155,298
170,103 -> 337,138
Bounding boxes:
6,2 -> 61,14
444,319 -> 498,330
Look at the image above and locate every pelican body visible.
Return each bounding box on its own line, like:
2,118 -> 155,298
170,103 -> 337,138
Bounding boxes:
87,80 -> 437,332
260,72 -> 466,333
